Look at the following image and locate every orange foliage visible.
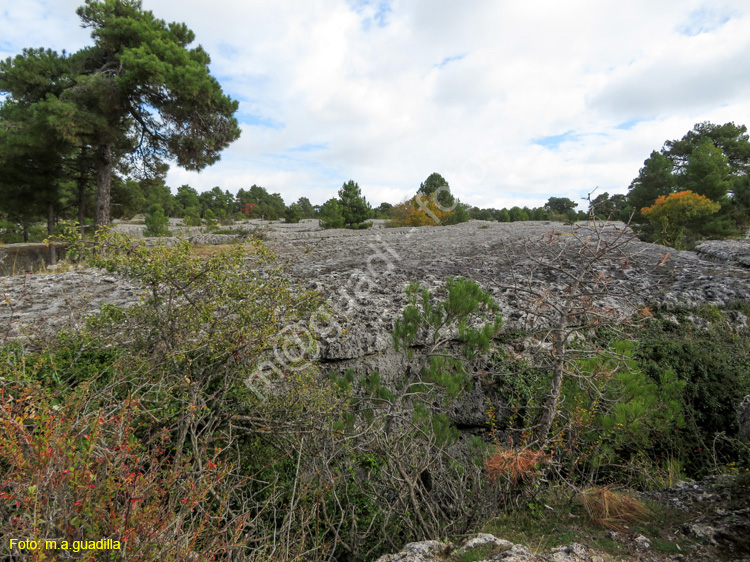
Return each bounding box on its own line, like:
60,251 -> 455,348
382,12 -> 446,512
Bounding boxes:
640,190 -> 720,225
484,447 -> 550,485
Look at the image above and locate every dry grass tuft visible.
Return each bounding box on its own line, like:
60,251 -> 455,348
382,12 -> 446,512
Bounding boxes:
579,486 -> 651,530
484,448 -> 550,485
191,244 -> 243,256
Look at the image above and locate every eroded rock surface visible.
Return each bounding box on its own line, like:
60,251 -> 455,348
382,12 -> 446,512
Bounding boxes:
3,221 -> 750,434
1,221 -> 748,353
643,476 -> 750,561
695,239 -> 750,269
0,269 -> 141,340
3,220 -> 750,365
262,221 -> 750,370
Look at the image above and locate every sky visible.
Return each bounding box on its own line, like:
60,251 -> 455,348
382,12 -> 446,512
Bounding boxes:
2,0 -> 750,210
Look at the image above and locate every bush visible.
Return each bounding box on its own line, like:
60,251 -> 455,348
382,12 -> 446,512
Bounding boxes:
182,207 -> 202,226
319,278 -> 505,558
202,209 -> 217,229
319,198 -> 345,229
0,382 -> 239,561
143,204 -> 170,237
547,340 -> 687,487
635,309 -> 750,475
388,196 -> 454,227
641,190 -> 721,248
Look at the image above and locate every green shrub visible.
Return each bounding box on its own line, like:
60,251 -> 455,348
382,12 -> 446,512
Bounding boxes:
553,340 -> 686,487
44,220 -> 88,262
635,310 -> 750,475
202,209 -> 217,228
182,206 -> 202,226
143,204 -> 170,237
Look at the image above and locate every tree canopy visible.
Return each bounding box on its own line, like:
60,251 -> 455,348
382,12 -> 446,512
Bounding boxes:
418,172 -> 455,209
626,121 -> 750,241
588,192 -> 631,221
0,49 -> 77,238
319,198 -> 345,229
236,185 -> 286,220
544,197 -> 577,215
338,180 -> 371,227
0,0 -> 240,228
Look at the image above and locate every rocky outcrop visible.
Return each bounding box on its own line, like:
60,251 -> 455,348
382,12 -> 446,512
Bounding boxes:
379,474 -> 750,562
374,534 -> 603,562
643,476 -> 750,560
187,233 -> 244,245
0,269 -> 142,341
2,221 -> 749,408
269,222 -> 750,386
695,240 -> 750,269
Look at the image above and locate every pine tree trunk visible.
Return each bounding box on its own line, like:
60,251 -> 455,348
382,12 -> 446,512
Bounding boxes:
95,143 -> 113,228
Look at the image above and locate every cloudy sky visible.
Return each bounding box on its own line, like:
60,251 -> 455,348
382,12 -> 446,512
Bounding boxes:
2,0 -> 750,210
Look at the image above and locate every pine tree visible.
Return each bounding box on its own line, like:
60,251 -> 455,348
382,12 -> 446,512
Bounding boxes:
418,172 -> 455,209
73,0 -> 240,226
627,151 -> 676,221
319,198 -> 345,229
338,180 -> 371,227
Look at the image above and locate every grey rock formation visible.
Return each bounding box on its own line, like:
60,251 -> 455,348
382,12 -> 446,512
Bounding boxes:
643,475 -> 750,559
695,240 -> 750,269
373,534 -> 600,562
3,221 -> 750,425
187,233 -> 243,245
0,270 -> 142,341
374,540 -> 451,562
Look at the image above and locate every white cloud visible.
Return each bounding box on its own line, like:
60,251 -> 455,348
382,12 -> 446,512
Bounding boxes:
3,0 -> 750,209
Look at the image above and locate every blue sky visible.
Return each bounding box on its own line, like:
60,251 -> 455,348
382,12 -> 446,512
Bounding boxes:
2,0 -> 749,210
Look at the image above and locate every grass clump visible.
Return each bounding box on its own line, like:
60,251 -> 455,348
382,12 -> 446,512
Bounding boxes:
578,486 -> 651,530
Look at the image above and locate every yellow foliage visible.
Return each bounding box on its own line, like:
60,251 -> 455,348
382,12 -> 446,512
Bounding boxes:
388,196 -> 453,227
641,190 -> 721,248
641,190 -> 720,225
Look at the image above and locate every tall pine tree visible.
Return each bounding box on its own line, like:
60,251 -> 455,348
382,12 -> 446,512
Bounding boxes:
74,0 -> 241,226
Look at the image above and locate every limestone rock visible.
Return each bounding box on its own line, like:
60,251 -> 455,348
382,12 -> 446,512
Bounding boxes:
374,535 -> 603,562
188,233 -> 243,245
549,543 -> 592,561
142,236 -> 179,247
683,523 -> 718,545
633,534 -> 652,550
374,540 -> 451,562
456,533 -> 513,555
695,240 -> 750,269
